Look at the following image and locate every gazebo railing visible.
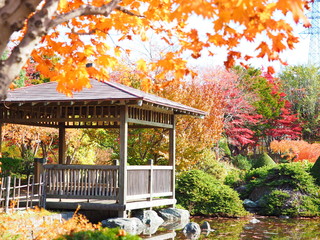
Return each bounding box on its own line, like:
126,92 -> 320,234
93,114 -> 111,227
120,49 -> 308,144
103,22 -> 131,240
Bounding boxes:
43,163 -> 173,203
43,165 -> 119,200
127,162 -> 173,200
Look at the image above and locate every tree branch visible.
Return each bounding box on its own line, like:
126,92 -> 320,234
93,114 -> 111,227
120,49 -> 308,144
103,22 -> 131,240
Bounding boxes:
48,1 -> 140,29
0,0 -> 41,55
115,5 -> 144,18
0,0 -> 122,100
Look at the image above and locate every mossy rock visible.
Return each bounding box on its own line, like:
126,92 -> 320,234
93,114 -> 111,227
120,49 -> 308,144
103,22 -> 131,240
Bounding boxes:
260,189 -> 320,217
310,156 -> 320,185
242,162 -> 320,217
252,153 -> 276,169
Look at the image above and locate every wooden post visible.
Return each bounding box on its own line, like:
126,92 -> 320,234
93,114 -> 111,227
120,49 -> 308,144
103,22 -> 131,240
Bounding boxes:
0,123 -> 2,157
34,158 -> 45,183
58,124 -> 66,164
118,105 -> 128,218
169,115 -> 176,207
5,176 -> 11,213
148,159 -> 154,210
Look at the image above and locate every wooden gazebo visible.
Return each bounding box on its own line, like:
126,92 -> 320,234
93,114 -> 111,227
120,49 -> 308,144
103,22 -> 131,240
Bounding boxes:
0,80 -> 206,217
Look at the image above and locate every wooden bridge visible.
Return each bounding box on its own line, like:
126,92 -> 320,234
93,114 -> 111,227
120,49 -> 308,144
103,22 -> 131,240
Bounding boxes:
0,80 -> 206,217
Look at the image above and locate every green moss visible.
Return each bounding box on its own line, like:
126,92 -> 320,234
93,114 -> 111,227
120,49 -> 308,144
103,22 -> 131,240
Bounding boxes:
176,170 -> 248,217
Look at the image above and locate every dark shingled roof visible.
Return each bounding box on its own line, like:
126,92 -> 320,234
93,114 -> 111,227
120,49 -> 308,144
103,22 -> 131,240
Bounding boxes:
3,80 -> 206,116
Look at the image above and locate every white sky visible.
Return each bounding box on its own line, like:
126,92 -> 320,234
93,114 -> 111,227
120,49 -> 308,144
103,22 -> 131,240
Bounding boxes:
109,14 -> 311,75
184,15 -> 310,74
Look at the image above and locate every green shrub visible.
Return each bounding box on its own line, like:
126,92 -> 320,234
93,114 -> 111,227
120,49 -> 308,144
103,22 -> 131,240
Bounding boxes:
218,138 -> 231,156
0,157 -> 25,177
251,153 -> 276,169
310,156 -> 320,185
224,168 -> 245,187
245,162 -> 318,196
176,170 -> 248,217
260,190 -> 291,216
243,162 -> 320,217
260,189 -> 320,217
232,154 -> 252,170
200,157 -> 230,182
55,228 -> 141,240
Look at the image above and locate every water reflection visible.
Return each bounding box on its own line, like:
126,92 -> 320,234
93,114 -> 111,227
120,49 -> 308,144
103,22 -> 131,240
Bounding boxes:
142,216 -> 320,239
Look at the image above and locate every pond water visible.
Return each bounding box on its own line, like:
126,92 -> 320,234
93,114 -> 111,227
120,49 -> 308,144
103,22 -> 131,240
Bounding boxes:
142,216 -> 320,240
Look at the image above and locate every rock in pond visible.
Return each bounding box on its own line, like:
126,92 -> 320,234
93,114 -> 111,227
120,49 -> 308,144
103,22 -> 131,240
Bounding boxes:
135,210 -> 164,235
200,221 -> 211,231
249,217 -> 261,224
243,199 -> 258,208
101,217 -> 145,235
183,222 -> 201,240
158,208 -> 190,230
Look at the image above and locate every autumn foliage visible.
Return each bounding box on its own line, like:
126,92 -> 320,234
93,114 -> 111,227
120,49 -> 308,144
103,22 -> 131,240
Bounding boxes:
0,0 -> 312,99
270,140 -> 320,163
2,124 -> 58,162
0,207 -> 138,240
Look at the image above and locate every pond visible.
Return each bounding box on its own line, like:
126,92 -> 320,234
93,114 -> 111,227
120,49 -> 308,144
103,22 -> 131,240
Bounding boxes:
142,216 -> 320,240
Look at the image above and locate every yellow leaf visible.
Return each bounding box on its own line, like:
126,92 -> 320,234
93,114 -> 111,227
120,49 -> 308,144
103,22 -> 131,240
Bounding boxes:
84,45 -> 95,57
59,0 -> 68,9
136,59 -> 147,72
114,46 -> 121,57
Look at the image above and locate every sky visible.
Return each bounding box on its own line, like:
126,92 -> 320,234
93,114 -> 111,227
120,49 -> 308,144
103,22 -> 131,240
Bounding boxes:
50,5 -> 313,76
184,15 -> 311,74
110,13 -> 312,75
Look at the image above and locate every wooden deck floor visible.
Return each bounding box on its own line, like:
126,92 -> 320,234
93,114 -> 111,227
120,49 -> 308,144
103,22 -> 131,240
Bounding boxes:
45,198 -> 176,211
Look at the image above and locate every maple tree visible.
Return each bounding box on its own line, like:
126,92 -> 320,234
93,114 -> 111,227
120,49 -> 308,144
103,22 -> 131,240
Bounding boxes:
0,0 -> 311,99
234,67 -> 302,151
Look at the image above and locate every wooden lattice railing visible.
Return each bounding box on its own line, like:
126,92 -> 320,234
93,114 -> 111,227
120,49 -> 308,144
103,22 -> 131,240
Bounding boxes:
43,163 -> 173,203
44,165 -> 119,200
127,164 -> 173,200
0,175 -> 45,212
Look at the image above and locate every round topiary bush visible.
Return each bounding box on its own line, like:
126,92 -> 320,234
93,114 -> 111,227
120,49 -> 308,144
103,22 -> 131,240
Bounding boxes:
251,153 -> 276,169
176,170 -> 248,217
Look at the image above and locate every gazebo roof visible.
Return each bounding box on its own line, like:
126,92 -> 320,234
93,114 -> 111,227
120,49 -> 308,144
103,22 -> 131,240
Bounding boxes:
3,80 -> 206,117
